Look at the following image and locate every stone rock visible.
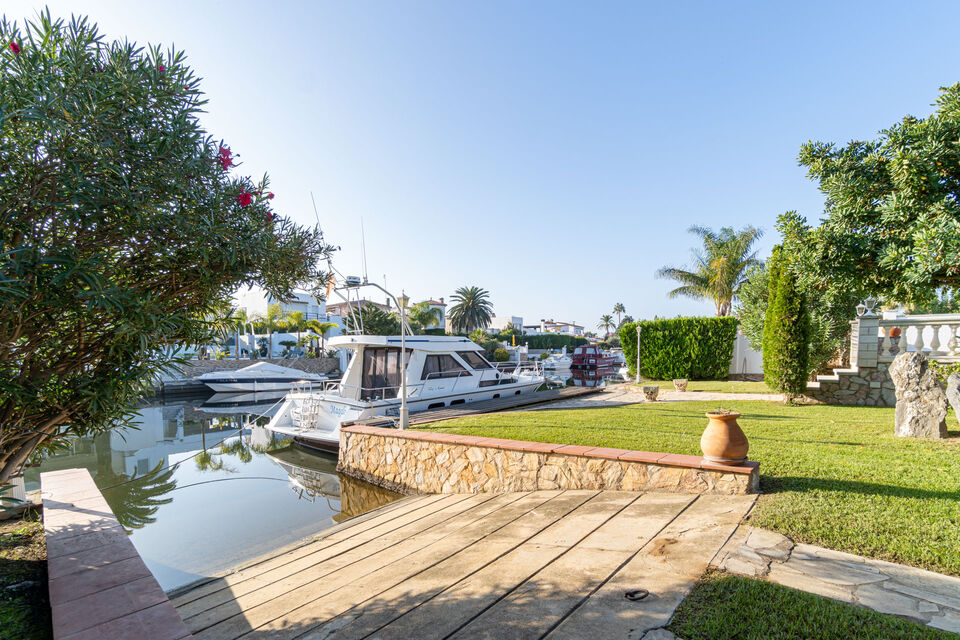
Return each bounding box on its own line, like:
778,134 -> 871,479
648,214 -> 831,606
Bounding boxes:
641,629 -> 677,640
887,352 -> 948,438
946,373 -> 960,425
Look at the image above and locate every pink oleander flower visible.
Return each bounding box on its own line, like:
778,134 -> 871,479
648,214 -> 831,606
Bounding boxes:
158,64 -> 164,73
9,42 -> 21,54
218,145 -> 233,170
238,190 -> 252,207
268,193 -> 274,199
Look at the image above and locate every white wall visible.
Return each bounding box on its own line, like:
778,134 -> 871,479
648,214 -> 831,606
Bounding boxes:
729,333 -> 763,375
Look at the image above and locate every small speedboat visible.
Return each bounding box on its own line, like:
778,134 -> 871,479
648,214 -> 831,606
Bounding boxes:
195,362 -> 328,393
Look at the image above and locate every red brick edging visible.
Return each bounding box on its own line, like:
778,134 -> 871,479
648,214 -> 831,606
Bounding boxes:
41,468 -> 193,639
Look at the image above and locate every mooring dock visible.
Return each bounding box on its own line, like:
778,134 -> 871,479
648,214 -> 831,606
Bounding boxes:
170,489 -> 755,639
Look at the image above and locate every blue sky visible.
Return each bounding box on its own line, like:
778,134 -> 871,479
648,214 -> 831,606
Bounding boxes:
17,1 -> 960,328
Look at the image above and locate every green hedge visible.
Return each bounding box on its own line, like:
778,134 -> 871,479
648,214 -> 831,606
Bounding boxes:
513,334 -> 588,349
619,317 -> 739,380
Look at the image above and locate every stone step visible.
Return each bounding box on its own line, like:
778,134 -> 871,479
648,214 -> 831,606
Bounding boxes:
816,374 -> 840,382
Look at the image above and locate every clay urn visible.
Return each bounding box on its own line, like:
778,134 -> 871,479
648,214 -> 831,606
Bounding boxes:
700,411 -> 749,463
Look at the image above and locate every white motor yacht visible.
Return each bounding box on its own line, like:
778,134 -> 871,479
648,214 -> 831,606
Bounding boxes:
542,347 -> 572,370
266,335 -> 545,451
195,362 -> 328,393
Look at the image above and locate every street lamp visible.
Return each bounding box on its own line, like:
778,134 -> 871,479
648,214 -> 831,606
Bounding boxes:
397,292 -> 410,429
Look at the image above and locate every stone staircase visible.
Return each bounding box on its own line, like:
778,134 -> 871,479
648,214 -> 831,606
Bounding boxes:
805,365 -> 895,407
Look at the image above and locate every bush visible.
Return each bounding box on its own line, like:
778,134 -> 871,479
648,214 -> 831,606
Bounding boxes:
493,348 -> 510,362
423,328 -> 446,336
763,248 -> 810,395
512,334 -> 588,349
619,317 -> 739,380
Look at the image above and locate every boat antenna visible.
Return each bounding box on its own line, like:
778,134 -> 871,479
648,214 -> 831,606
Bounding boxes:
360,218 -> 369,284
309,191 -> 321,226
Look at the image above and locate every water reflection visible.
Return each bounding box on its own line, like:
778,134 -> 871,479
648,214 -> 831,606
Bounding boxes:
26,393 -> 402,590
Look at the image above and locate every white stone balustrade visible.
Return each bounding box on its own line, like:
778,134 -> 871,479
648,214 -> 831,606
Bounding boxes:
877,314 -> 960,363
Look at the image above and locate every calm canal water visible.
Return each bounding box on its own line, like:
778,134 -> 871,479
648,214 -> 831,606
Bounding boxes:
24,392 -> 401,591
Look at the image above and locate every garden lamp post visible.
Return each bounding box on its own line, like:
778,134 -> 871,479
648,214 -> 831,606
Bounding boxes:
398,291 -> 410,429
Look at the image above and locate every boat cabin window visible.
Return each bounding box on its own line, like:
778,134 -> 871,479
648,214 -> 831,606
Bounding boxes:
421,354 -> 471,380
457,351 -> 493,370
360,347 -> 409,400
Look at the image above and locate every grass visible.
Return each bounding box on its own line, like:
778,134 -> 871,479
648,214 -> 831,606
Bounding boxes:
667,570 -> 954,639
0,509 -> 51,640
638,379 -> 773,393
419,400 -> 960,576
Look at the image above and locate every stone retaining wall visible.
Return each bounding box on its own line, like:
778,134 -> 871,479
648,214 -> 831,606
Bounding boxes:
174,357 -> 339,378
804,363 -> 895,407
338,425 -> 759,496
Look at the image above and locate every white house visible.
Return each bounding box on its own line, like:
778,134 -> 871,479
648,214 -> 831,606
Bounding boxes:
487,315 -> 523,334
234,287 -> 328,322
418,298 -> 447,331
526,319 -> 584,337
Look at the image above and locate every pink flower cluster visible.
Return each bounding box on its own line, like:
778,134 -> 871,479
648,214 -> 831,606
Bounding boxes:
237,189 -> 252,208
218,146 -> 233,170
9,42 -> 21,54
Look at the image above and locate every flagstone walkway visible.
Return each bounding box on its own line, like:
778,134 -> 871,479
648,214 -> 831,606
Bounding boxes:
714,525 -> 960,634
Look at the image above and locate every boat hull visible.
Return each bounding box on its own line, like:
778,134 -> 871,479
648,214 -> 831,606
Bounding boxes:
204,380 -> 324,393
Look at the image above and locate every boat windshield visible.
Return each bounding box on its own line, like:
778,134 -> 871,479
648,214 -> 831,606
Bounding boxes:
457,351 -> 493,370
360,347 -> 409,400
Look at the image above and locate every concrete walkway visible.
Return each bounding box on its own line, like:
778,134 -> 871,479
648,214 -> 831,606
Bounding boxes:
528,386 -> 784,410
170,490 -> 755,639
713,525 -> 960,634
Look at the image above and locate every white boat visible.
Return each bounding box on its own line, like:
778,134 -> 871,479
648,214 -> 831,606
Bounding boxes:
195,362 -> 328,393
266,335 -> 545,451
542,347 -> 572,370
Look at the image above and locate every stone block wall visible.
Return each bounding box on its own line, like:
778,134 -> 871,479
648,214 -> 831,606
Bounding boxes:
338,426 -> 759,496
804,363 -> 895,407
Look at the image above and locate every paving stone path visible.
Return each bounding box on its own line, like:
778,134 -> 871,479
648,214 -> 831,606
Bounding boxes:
528,386 -> 784,410
713,525 -> 960,634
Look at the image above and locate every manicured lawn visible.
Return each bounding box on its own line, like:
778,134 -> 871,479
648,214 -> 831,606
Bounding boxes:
420,400 -> 960,576
638,379 -> 773,393
668,570 -> 953,639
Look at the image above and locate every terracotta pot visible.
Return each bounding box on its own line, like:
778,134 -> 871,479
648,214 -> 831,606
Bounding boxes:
700,412 -> 749,463
673,378 -> 688,392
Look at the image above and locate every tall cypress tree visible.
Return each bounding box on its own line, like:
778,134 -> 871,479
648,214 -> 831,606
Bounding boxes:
763,247 -> 810,396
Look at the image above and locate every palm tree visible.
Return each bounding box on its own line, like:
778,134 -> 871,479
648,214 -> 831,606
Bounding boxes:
306,320 -> 338,354
253,303 -> 288,357
286,311 -> 306,353
598,314 -> 614,337
407,302 -> 443,335
612,303 -> 625,327
448,286 -> 493,333
656,225 -> 763,316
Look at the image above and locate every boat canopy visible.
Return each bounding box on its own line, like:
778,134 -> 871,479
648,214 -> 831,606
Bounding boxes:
328,335 -> 483,352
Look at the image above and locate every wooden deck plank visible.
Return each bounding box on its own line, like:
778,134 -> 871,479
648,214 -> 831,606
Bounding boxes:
176,494 -> 475,621
543,494 -> 756,639
235,491 -> 584,640
170,494 -> 453,608
445,493 -> 696,639
189,492 -> 537,639
183,493 -> 504,634
171,491 -> 755,640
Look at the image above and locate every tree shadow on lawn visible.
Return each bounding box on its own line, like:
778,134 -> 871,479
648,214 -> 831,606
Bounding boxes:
760,475 -> 960,501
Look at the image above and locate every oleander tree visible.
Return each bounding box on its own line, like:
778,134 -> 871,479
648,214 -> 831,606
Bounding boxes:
788,83 -> 960,304
0,12 -> 334,482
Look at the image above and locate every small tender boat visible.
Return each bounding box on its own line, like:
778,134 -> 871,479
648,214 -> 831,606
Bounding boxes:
266,335 -> 544,451
195,362 -> 328,393
197,391 -> 289,415
542,347 -> 572,370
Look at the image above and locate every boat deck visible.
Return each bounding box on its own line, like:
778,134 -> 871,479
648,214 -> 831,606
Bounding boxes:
170,489 -> 755,639
346,386 -> 603,428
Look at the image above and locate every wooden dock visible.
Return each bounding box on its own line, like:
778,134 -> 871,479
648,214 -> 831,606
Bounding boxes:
170,490 -> 754,639
346,386 -> 603,428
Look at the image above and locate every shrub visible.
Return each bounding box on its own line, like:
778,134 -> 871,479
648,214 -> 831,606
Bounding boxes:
493,348 -> 510,362
423,328 -> 446,336
763,248 -> 810,395
512,334 -> 588,349
620,317 -> 739,380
